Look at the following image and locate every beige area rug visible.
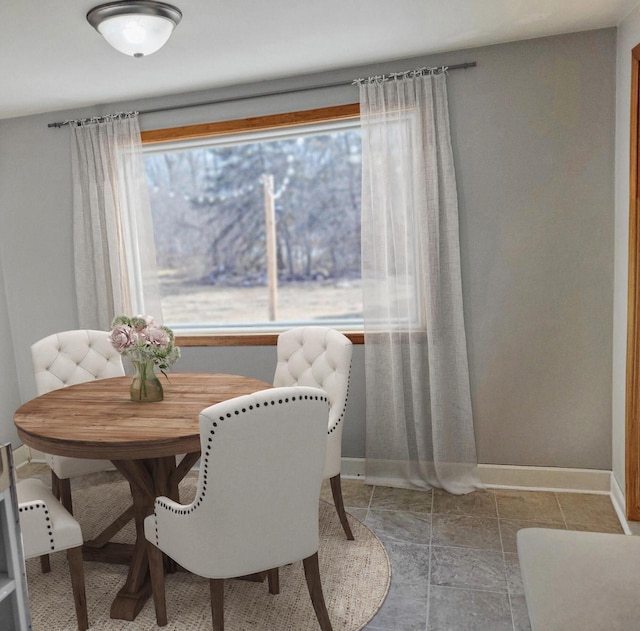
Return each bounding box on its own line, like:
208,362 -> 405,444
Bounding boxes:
26,477 -> 390,630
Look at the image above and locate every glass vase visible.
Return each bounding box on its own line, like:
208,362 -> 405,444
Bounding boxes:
130,360 -> 163,402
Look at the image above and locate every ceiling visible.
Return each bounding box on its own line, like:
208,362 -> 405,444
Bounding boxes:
2,0 -> 637,121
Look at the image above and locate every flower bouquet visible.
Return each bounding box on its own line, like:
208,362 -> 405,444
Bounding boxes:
109,315 -> 180,402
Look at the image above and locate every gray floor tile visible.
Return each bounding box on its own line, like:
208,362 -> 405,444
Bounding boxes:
430,546 -> 508,592
368,581 -> 429,631
503,551 -> 524,595
495,490 -> 563,522
499,518 -> 565,553
566,520 -> 625,534
556,492 -> 624,533
431,514 -> 501,551
428,586 -> 512,631
371,489 -> 614,631
432,488 -> 497,517
371,486 -> 433,512
366,510 -> 431,544
383,541 -> 430,583
510,594 -> 533,631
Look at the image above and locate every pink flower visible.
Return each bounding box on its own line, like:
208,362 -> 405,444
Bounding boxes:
109,325 -> 137,352
143,325 -> 169,347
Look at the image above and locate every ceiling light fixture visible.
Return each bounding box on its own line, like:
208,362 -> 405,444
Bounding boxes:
87,1 -> 182,58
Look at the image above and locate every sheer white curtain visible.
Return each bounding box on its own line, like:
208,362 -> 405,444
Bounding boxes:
359,70 -> 481,494
71,113 -> 161,329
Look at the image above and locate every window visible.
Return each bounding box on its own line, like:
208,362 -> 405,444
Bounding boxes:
142,105 -> 363,342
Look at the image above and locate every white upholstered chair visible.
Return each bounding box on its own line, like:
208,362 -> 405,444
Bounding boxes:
144,386 -> 333,631
17,478 -> 88,631
273,327 -> 354,540
30,329 -> 125,514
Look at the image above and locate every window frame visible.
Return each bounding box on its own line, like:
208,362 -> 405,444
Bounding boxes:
141,103 -> 364,347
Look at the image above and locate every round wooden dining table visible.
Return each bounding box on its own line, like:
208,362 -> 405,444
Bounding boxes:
14,372 -> 272,621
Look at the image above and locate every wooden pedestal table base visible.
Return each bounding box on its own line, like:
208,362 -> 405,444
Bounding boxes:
108,453 -> 197,620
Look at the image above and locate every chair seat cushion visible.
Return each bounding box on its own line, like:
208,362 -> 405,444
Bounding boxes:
46,454 -> 114,479
17,478 -> 83,558
517,528 -> 640,631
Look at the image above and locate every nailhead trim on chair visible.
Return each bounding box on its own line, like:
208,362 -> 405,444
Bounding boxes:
19,503 -> 55,550
328,360 -> 351,435
153,393 -> 329,546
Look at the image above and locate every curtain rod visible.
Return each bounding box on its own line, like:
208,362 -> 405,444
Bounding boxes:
47,61 -> 476,128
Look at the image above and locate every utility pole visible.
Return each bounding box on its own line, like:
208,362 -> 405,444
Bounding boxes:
263,174 -> 278,321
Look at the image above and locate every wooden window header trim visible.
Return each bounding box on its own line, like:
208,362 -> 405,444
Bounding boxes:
141,103 -> 360,145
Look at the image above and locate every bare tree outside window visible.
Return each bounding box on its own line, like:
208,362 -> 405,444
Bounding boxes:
144,122 -> 362,331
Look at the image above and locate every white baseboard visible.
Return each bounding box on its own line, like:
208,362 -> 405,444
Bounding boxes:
341,457 -> 366,478
11,445 -> 32,468
477,464 -> 612,493
342,458 -> 612,494
610,473 -> 632,534
16,449 -> 617,497
24,447 -> 46,463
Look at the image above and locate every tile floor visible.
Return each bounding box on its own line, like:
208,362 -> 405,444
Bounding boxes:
18,463 -> 625,631
319,478 -> 624,631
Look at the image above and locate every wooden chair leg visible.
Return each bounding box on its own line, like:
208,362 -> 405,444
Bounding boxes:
39,554 -> 51,573
329,474 -> 354,540
302,553 -> 333,631
66,546 -> 88,631
147,541 -> 168,626
267,567 -> 279,594
58,477 -> 73,515
210,578 -> 224,631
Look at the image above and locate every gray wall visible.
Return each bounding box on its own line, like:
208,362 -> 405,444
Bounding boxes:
453,30 -> 615,468
0,253 -> 21,447
0,28 -> 615,469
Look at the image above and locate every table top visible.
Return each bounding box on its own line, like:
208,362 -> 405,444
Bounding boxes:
14,372 -> 272,461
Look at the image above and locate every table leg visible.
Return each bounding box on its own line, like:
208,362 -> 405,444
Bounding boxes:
109,456 -> 180,621
83,506 -> 135,552
83,454 -> 201,563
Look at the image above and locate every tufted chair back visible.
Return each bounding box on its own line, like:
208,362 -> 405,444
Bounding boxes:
144,386 -> 329,579
31,329 -> 124,396
273,327 -> 352,480
30,330 -> 124,502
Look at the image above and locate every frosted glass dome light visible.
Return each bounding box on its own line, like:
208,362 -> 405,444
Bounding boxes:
87,1 -> 182,58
